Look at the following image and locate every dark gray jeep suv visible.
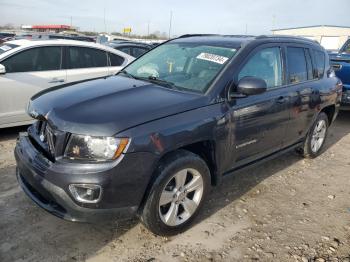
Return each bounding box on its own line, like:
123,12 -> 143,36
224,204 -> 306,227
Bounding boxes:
15,35 -> 342,235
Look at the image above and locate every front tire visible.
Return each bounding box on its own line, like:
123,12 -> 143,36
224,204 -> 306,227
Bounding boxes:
140,150 -> 211,236
301,112 -> 329,158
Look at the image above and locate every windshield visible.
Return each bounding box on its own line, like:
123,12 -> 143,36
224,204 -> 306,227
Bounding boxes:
342,39 -> 350,53
121,43 -> 237,93
0,43 -> 19,55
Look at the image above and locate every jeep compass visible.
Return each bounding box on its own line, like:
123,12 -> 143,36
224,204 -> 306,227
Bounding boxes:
15,35 -> 342,235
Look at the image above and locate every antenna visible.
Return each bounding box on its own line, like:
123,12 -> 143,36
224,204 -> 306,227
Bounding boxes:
168,11 -> 173,39
104,8 -> 107,33
272,15 -> 276,29
147,21 -> 150,37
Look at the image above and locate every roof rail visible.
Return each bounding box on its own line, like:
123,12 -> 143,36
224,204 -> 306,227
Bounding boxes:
256,35 -> 321,45
178,34 -> 255,39
178,34 -> 220,38
223,35 -> 255,38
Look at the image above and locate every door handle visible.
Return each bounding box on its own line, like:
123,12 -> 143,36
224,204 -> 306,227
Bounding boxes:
276,96 -> 287,104
49,78 -> 65,84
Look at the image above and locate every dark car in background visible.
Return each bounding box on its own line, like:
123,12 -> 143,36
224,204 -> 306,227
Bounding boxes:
0,32 -> 16,43
8,33 -> 96,43
329,38 -> 350,110
15,34 -> 341,236
31,34 -> 96,42
106,41 -> 152,58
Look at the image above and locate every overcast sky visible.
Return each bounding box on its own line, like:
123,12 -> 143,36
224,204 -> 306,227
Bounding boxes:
0,0 -> 349,36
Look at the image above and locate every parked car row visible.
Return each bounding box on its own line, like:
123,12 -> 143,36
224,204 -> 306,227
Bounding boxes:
1,31 -> 158,57
0,32 -> 16,44
0,32 -> 97,43
0,39 -> 134,128
13,34 -> 342,236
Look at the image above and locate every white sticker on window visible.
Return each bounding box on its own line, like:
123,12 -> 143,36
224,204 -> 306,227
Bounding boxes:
196,52 -> 229,64
0,45 -> 12,51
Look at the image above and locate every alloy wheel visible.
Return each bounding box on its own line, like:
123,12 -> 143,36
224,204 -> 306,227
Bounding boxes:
158,168 -> 204,226
311,119 -> 327,153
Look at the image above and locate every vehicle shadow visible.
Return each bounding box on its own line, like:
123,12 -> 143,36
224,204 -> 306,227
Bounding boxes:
325,110 -> 350,148
0,111 -> 349,262
0,125 -> 28,142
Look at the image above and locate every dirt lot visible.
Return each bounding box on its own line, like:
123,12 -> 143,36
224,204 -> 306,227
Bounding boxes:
0,111 -> 350,262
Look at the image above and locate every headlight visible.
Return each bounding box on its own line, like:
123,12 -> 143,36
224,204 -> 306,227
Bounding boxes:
64,134 -> 129,161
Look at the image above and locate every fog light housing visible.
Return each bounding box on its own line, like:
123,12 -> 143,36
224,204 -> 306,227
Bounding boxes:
69,184 -> 102,203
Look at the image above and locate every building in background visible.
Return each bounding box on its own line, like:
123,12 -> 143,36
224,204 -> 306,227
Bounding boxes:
272,25 -> 350,51
21,25 -> 76,33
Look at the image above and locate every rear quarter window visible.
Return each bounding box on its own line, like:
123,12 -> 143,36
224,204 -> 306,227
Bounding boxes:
109,53 -> 125,66
313,50 -> 325,79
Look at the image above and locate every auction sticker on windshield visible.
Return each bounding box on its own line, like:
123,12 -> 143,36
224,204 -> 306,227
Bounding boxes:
196,52 -> 229,64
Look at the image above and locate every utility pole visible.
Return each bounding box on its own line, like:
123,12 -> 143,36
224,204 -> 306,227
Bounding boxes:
168,11 -> 173,39
147,21 -> 150,37
104,8 -> 107,33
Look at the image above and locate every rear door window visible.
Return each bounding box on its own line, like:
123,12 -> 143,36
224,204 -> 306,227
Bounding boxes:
2,46 -> 62,73
68,47 -> 107,69
313,50 -> 325,79
286,47 -> 308,83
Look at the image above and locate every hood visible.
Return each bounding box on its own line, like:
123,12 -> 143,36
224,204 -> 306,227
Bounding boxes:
28,76 -> 209,136
329,52 -> 350,62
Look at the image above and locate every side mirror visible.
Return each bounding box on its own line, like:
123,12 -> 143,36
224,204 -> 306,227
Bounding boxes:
237,76 -> 267,96
0,64 -> 6,75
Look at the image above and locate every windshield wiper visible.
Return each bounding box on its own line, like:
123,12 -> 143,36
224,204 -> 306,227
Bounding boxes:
119,72 -> 179,90
118,70 -> 136,79
146,76 -> 178,89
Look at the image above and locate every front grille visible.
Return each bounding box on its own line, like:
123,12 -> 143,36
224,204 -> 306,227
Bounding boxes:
29,120 -> 68,161
45,125 -> 56,156
31,120 -> 56,159
38,121 -> 56,156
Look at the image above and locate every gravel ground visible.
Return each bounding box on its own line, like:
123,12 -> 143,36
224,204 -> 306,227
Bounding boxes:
0,111 -> 349,262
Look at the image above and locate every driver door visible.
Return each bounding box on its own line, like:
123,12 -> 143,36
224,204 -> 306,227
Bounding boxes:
227,45 -> 291,169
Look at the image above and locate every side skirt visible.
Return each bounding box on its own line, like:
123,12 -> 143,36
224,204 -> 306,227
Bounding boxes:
222,141 -> 303,178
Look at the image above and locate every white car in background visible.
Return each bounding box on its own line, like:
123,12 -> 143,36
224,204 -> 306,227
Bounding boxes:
0,39 -> 134,128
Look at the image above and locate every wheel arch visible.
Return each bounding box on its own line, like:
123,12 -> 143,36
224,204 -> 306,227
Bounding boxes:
137,140 -> 218,214
320,104 -> 336,125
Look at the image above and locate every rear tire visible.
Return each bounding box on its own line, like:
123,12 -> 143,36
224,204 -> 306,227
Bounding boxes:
140,150 -> 211,236
301,112 -> 329,158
